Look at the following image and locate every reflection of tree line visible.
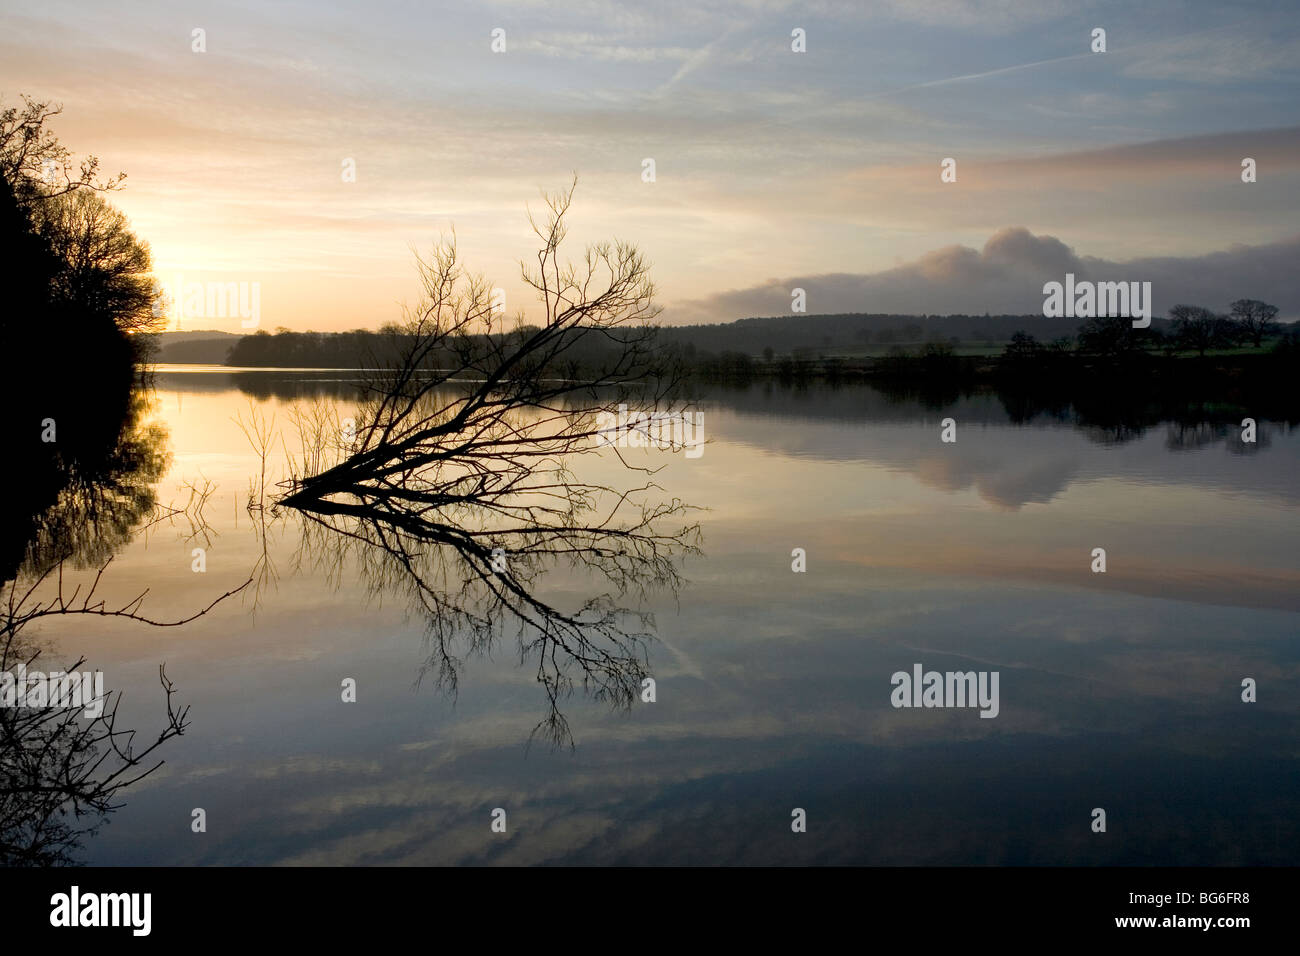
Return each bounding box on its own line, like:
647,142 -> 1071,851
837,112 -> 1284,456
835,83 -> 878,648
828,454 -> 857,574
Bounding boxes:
676,380 -> 1291,450
214,372 -> 1292,441
992,372 -> 1293,447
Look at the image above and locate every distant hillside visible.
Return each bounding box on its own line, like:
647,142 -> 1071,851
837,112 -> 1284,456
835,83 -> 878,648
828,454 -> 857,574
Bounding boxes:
658,312 -> 1146,356
148,330 -> 240,364
149,313 -> 1208,368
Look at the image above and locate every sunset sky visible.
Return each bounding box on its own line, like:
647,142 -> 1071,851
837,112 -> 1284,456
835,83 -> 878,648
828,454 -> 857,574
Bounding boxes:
4,0 -> 1299,330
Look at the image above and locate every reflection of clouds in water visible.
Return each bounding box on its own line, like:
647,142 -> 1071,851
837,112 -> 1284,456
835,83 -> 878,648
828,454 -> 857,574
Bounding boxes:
913,451 -> 1080,509
79,548 -> 1300,866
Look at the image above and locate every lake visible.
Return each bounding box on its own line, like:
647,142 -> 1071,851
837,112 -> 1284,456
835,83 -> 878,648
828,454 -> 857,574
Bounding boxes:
21,366 -> 1300,865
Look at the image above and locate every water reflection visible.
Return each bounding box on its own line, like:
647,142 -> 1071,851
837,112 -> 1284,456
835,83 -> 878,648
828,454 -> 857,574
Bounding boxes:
1,382 -> 175,864
1,378 -> 250,865
19,369 -> 1300,865
267,372 -> 702,748
2,385 -> 169,581
0,635 -> 189,866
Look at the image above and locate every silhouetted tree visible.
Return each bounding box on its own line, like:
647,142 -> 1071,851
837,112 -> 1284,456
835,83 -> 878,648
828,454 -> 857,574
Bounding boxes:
278,179 -> 700,746
34,188 -> 162,337
0,95 -> 122,208
0,95 -> 156,370
1169,304 -> 1231,357
1076,315 -> 1142,358
1229,298 -> 1280,348
1002,330 -> 1041,361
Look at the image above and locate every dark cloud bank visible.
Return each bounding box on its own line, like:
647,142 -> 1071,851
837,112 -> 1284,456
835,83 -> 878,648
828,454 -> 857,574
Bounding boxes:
670,229 -> 1300,323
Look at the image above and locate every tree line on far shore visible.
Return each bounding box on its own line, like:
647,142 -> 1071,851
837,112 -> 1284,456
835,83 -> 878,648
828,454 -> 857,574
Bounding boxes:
204,298 -> 1292,376
1007,299 -> 1282,360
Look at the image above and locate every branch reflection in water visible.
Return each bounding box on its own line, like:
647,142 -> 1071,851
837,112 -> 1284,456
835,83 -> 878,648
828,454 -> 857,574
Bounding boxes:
274,182 -> 702,746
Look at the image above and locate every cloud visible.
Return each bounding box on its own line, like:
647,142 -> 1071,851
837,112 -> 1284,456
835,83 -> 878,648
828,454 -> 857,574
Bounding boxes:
667,228 -> 1300,322
1122,22 -> 1300,84
874,0 -> 1078,30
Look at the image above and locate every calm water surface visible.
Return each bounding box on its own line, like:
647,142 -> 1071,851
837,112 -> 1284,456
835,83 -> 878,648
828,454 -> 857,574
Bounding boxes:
36,367 -> 1300,865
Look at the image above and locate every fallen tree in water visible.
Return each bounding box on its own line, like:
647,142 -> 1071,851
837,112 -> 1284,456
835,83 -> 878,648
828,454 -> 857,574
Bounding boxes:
278,179 -> 702,745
